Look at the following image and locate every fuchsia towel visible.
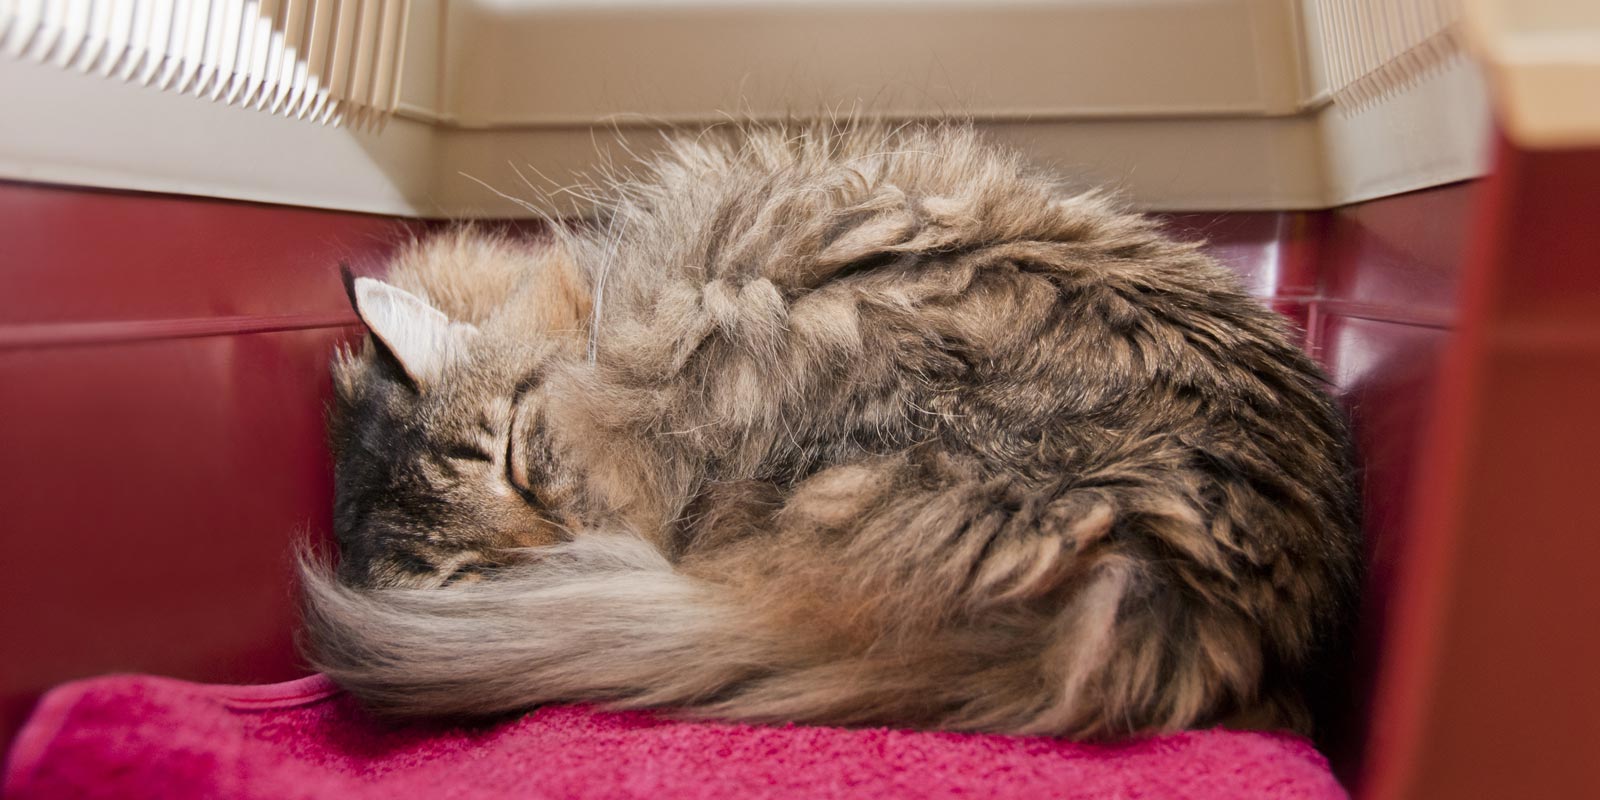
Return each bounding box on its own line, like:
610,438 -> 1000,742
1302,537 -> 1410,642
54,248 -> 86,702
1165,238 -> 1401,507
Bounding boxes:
3,674 -> 1346,799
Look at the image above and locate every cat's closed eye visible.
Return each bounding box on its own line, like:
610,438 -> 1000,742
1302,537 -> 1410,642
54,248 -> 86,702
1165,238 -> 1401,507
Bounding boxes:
442,443 -> 494,463
504,403 -> 542,506
505,455 -> 544,509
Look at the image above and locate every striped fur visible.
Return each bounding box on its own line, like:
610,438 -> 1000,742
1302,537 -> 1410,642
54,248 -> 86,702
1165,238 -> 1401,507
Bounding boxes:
304,124 -> 1360,739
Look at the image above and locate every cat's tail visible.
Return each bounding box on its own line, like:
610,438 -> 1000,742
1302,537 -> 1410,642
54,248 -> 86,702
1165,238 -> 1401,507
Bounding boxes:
297,533 -> 802,719
297,474 -> 1323,735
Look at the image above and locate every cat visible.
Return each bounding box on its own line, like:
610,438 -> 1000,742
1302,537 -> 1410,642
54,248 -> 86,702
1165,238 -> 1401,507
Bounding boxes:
300,123 -> 1361,740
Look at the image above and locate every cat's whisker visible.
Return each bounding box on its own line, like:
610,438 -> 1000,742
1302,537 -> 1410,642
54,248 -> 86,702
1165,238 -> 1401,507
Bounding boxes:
457,172 -> 546,217
663,421 -> 719,437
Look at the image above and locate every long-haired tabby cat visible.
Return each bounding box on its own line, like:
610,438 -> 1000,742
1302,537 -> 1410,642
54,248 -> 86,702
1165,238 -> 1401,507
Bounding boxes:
300,124 -> 1360,739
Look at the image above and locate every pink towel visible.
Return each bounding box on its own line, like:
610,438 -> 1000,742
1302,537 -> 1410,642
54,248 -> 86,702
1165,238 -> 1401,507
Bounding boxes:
2,674 -> 1346,799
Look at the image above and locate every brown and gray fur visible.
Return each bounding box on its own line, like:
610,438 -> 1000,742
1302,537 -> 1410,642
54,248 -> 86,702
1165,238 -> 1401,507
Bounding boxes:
300,124 -> 1360,739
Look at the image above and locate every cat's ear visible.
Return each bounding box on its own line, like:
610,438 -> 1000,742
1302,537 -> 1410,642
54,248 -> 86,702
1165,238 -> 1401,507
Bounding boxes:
347,275 -> 478,388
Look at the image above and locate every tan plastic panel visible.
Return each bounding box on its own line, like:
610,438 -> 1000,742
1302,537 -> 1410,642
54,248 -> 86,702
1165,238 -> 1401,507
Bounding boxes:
435,113 -> 1327,217
1465,0 -> 1600,148
0,0 -> 1493,215
0,56 -> 438,216
1317,58 -> 1491,206
434,0 -> 1307,127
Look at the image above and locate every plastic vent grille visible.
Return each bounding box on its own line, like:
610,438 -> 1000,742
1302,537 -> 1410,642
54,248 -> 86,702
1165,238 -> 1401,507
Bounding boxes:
0,0 -> 409,130
1311,0 -> 1464,111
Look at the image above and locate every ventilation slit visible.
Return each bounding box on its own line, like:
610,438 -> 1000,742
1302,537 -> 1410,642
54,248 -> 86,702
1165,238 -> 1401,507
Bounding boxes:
0,0 -> 407,130
1311,0 -> 1464,112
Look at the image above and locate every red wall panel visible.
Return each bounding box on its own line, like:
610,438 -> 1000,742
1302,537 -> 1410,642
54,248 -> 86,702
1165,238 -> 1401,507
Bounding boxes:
1363,140 -> 1600,800
0,332 -> 340,696
0,182 -> 414,750
0,183 -> 412,337
1162,211 -> 1319,300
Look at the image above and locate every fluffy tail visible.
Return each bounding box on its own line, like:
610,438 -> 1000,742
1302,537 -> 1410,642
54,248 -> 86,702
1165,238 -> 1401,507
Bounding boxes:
300,473 -> 1320,736
300,529 -> 1098,729
299,534 -> 780,718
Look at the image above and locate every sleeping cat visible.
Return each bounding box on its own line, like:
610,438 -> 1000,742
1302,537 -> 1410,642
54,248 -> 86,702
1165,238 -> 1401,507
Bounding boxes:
300,124 -> 1360,739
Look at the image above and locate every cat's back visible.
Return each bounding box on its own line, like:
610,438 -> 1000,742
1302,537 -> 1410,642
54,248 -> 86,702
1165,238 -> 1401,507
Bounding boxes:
594,126 -> 1316,427
585,124 -> 1196,298
571,126 -> 1342,475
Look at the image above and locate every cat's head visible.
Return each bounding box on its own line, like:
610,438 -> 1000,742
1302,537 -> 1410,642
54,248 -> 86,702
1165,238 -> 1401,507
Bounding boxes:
326,271 -> 586,588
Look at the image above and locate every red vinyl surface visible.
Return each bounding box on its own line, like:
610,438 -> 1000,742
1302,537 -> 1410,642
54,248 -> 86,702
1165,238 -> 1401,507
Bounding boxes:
0,182 -> 416,750
1362,139 -> 1600,800
7,168 -> 1567,797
